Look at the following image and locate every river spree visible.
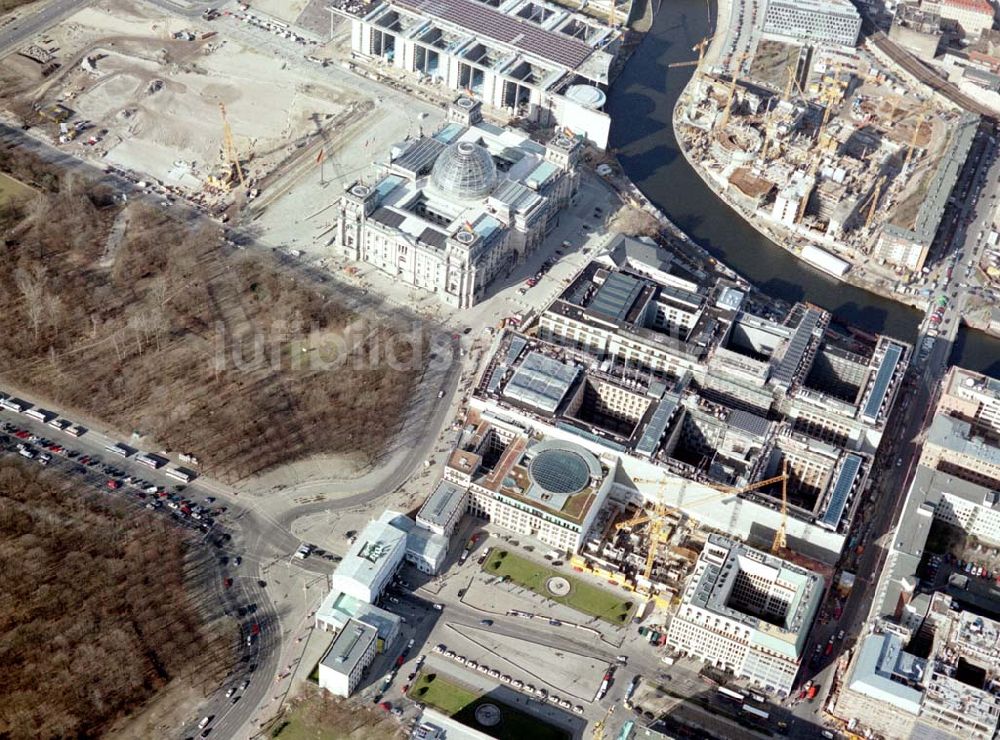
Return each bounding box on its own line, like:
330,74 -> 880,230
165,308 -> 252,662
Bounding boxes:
606,0 -> 999,377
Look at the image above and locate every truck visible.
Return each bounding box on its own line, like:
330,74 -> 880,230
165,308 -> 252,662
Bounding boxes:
597,670 -> 612,700
806,685 -> 819,701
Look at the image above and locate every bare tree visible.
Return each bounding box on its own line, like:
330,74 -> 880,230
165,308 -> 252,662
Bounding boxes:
15,265 -> 46,340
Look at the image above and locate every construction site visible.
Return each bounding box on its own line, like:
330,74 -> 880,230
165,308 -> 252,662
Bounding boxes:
0,0 -> 433,215
675,37 -> 970,279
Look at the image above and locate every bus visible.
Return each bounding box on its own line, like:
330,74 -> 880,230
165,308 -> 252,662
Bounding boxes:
741,704 -> 769,720
166,466 -> 196,483
1,397 -> 29,412
24,408 -> 50,422
105,442 -> 131,458
718,687 -> 745,702
135,453 -> 167,470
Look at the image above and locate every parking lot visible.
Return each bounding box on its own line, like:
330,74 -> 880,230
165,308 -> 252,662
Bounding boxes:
0,392 -> 314,739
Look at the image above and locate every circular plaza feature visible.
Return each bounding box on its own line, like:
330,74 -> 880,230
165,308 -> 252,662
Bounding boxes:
474,703 -> 502,727
546,576 -> 571,596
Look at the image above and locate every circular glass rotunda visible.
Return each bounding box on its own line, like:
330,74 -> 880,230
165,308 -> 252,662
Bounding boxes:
429,140 -> 498,201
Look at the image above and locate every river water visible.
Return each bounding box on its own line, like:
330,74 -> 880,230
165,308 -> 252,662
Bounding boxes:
606,0 -> 999,376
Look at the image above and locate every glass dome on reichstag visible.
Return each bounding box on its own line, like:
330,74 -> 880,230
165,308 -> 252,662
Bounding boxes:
429,140 -> 498,200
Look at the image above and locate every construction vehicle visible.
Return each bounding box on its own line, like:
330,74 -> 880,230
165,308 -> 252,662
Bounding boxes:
592,701 -> 615,740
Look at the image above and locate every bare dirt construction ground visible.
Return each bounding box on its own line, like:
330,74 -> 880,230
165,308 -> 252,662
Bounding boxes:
0,458 -> 233,739
747,39 -> 799,91
268,686 -> 404,740
0,0 -> 362,193
0,172 -> 424,481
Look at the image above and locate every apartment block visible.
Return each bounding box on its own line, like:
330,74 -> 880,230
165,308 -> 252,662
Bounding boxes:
762,0 -> 862,47
666,534 -> 824,696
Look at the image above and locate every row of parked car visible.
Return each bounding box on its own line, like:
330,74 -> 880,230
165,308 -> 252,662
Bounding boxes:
0,420 -> 221,531
432,643 -> 584,715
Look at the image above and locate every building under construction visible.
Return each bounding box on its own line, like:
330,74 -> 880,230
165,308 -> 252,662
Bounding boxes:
675,42 -> 974,276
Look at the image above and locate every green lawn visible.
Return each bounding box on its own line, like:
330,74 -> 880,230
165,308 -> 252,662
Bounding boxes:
483,549 -> 634,624
409,673 -> 568,740
409,672 -> 479,714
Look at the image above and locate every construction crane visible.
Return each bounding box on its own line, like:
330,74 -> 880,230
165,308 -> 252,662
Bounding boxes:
819,67 -> 849,130
667,35 -> 713,69
770,459 -> 790,555
592,703 -> 616,740
219,102 -> 246,189
861,175 -> 887,230
759,100 -> 777,163
717,53 -> 746,130
782,67 -> 805,100
619,467 -> 790,581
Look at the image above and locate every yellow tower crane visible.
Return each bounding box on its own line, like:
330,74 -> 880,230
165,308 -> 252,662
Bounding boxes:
862,175 -> 887,230
667,35 -> 714,69
619,466 -> 791,581
717,53 -> 746,130
784,66 -> 798,101
219,102 -> 246,189
770,459 -> 790,555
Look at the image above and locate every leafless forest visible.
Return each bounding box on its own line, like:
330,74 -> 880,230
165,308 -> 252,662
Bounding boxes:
0,150 -> 422,480
0,459 -> 233,738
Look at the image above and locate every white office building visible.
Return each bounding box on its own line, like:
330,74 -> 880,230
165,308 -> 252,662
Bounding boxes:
763,0 -> 862,47
666,534 -> 824,696
318,619 -> 379,697
329,515 -> 407,604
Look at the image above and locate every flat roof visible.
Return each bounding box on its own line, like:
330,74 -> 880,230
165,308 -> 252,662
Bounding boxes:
394,0 -> 595,69
332,518 -> 406,590
586,271 -> 645,322
315,589 -> 401,637
418,480 -> 467,528
926,415 -> 1000,468
687,534 -> 823,657
861,342 -> 903,422
635,394 -> 679,457
502,351 -> 581,413
847,633 -> 924,714
771,307 -> 823,389
820,453 -> 862,529
320,618 -> 378,676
